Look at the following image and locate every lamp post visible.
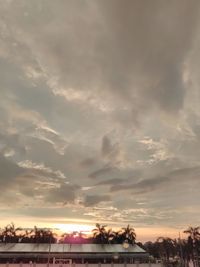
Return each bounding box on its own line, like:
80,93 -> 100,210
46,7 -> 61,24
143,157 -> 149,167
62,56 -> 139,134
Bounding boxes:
122,241 -> 129,249
122,240 -> 129,266
47,236 -> 52,267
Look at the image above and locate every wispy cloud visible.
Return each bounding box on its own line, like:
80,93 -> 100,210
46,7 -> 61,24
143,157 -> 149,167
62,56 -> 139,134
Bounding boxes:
0,0 -> 200,236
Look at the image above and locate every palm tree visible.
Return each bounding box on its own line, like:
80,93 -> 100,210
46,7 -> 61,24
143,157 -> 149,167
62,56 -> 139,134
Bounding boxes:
143,241 -> 160,259
32,226 -> 41,243
120,225 -> 136,245
60,232 -> 71,243
20,229 -> 34,243
32,226 -> 57,243
105,228 -> 115,244
112,230 -> 122,244
92,223 -> 107,244
184,227 -> 200,241
157,237 -> 176,262
181,239 -> 191,266
184,226 -> 200,267
77,231 -> 88,243
1,223 -> 22,243
0,227 -> 3,242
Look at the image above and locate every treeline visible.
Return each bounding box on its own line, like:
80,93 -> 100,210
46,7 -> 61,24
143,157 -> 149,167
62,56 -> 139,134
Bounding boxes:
0,223 -> 136,244
141,227 -> 200,265
0,223 -> 56,244
1,223 -> 200,265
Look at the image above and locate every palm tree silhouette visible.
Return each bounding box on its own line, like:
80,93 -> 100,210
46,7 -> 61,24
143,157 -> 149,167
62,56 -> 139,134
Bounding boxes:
1,223 -> 22,243
104,228 -> 115,244
92,223 -> 108,244
184,227 -> 200,240
120,225 -> 136,245
32,226 -> 57,243
184,226 -> 200,267
157,237 -> 176,263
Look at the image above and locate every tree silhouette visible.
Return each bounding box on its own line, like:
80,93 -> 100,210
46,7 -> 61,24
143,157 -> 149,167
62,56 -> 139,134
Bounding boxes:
120,225 -> 136,244
157,237 -> 176,262
1,223 -> 22,243
184,226 -> 200,267
92,223 -> 108,244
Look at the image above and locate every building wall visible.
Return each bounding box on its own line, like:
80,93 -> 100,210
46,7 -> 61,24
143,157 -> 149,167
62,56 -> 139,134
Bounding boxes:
0,264 -> 162,267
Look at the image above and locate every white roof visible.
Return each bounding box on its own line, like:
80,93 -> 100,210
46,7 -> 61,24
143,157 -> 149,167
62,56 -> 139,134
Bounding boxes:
0,243 -> 146,254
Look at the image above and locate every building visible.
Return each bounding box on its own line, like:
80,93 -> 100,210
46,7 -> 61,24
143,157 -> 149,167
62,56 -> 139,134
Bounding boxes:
0,243 -> 148,264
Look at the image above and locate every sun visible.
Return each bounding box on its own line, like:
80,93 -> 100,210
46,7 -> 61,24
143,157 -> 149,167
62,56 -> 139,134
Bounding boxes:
55,223 -> 94,233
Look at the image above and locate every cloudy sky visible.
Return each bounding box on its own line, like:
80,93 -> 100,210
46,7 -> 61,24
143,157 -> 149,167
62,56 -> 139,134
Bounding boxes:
0,0 -> 200,241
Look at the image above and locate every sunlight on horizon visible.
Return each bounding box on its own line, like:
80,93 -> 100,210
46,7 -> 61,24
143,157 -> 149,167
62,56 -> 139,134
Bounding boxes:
0,219 -> 189,242
0,0 -> 200,246
55,223 -> 94,233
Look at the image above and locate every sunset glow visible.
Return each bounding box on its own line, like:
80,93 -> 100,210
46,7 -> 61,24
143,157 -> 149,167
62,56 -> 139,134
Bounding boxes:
1,0 -> 200,242
55,224 -> 94,233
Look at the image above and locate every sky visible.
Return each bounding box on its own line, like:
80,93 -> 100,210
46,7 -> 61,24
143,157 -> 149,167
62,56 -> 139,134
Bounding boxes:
0,0 -> 200,242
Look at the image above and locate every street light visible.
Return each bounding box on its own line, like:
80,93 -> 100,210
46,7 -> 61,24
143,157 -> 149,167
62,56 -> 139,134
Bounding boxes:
122,241 -> 130,249
47,236 -> 52,267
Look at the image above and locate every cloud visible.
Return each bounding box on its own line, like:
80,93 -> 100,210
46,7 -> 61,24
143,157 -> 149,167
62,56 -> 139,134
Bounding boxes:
83,195 -> 111,207
88,166 -> 114,179
110,176 -> 169,194
0,154 -> 23,188
133,176 -> 170,194
18,160 -> 66,179
0,0 -> 200,233
102,135 -> 115,156
80,158 -> 97,167
97,0 -> 199,113
96,178 -> 125,186
168,165 -> 200,179
110,164 -> 200,194
2,0 -> 198,121
45,183 -> 80,205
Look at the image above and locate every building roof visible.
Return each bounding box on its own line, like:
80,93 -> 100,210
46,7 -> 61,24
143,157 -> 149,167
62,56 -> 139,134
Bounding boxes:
0,243 -> 146,254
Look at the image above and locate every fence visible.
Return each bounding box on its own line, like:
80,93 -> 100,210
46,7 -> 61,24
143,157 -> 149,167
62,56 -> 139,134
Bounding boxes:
0,264 -> 162,267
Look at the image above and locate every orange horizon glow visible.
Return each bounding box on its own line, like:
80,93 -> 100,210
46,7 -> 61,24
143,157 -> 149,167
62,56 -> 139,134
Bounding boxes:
55,223 -> 94,233
55,224 -> 188,242
0,218 -> 189,242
